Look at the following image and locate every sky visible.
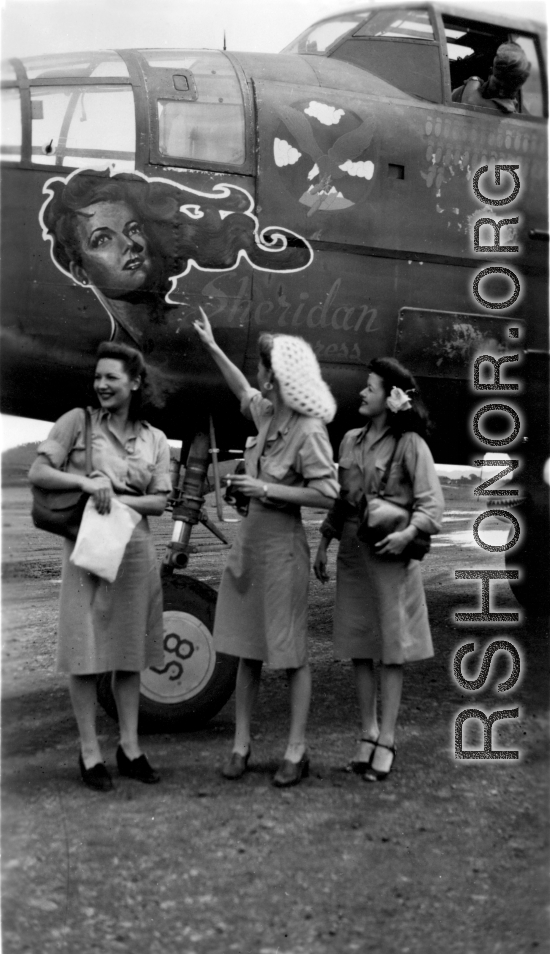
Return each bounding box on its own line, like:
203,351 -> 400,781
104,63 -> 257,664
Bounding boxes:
0,0 -> 546,452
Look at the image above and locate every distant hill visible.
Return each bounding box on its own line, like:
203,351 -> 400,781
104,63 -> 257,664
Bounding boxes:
438,473 -> 478,486
2,442 -> 40,486
2,442 -> 480,490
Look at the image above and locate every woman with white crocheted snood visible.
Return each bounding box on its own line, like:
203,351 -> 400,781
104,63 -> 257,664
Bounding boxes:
194,309 -> 338,787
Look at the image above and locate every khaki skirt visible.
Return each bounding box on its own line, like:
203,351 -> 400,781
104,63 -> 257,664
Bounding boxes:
333,516 -> 433,664
214,499 -> 310,669
56,517 -> 165,675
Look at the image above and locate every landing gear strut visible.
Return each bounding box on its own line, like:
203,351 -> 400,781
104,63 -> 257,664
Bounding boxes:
98,421 -> 239,731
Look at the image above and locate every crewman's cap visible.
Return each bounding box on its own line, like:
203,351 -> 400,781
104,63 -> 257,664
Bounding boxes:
492,43 -> 531,88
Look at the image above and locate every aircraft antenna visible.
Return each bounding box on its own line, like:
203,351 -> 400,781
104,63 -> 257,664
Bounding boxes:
223,30 -> 227,50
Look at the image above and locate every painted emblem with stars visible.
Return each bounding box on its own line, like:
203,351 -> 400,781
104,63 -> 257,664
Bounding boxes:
273,99 -> 378,215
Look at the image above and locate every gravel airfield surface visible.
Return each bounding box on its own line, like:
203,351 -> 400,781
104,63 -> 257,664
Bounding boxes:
2,484 -> 548,954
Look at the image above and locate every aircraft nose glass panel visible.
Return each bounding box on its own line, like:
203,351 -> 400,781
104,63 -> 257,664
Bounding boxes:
21,51 -> 130,79
1,88 -> 22,162
1,61 -> 18,81
29,85 -> 136,170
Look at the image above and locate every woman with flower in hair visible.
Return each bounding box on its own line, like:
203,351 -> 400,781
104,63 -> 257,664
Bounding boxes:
194,308 -> 338,787
314,358 -> 444,782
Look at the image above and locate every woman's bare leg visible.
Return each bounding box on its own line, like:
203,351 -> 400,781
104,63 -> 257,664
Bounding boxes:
351,658 -> 379,763
233,658 -> 262,756
68,674 -> 102,768
371,663 -> 403,773
353,658 -> 379,737
284,663 -> 311,762
112,671 -> 142,760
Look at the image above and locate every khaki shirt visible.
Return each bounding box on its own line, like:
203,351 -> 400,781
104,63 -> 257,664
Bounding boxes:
323,424 -> 444,536
241,389 -> 339,500
451,77 -> 519,114
37,407 -> 172,496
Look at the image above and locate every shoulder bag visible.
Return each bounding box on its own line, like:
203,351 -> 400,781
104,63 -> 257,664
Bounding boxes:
31,407 -> 93,540
356,437 -> 431,562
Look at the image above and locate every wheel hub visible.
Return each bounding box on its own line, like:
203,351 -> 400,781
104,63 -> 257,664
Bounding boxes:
141,610 -> 216,704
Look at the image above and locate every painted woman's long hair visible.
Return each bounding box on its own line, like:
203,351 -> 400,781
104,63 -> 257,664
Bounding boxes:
42,169 -> 312,302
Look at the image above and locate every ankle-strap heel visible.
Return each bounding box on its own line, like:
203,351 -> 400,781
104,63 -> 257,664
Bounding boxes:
363,743 -> 396,782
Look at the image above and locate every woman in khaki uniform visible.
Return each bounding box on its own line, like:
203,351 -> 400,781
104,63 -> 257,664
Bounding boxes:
314,358 -> 444,782
29,342 -> 171,791
194,310 -> 338,787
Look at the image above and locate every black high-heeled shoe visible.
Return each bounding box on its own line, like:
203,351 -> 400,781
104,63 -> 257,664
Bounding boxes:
116,746 -> 160,784
273,752 -> 310,788
363,743 -> 396,782
222,747 -> 251,780
346,736 -> 379,774
79,754 -> 113,792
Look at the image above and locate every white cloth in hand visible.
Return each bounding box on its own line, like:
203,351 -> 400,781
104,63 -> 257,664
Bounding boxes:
70,497 -> 141,582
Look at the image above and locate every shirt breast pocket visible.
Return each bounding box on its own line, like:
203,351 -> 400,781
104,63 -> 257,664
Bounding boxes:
261,459 -> 290,481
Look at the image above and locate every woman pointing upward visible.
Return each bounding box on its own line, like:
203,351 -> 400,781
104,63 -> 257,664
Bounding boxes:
194,309 -> 338,787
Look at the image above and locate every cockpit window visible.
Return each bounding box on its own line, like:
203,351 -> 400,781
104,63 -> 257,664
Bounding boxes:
327,7 -> 441,103
511,35 -> 544,117
443,16 -> 545,118
353,8 -> 434,40
281,18 -> 364,55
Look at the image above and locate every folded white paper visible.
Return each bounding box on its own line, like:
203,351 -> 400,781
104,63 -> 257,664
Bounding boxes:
70,497 -> 141,582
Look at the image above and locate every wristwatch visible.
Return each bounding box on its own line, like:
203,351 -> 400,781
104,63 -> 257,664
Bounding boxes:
262,484 -> 269,501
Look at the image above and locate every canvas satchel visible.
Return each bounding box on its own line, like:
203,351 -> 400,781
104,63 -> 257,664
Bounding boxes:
357,437 -> 431,561
31,408 -> 92,541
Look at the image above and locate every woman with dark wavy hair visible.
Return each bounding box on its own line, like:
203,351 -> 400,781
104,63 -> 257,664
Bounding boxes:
28,341 -> 171,791
41,169 -> 312,346
314,357 -> 444,782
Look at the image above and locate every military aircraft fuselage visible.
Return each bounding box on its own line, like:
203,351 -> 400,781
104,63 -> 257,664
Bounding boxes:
1,3 -> 547,462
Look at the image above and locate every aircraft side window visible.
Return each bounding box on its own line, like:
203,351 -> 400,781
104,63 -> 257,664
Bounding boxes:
29,85 -> 136,170
154,55 -> 246,165
511,35 -> 544,117
158,99 -> 245,165
443,17 -> 544,118
1,88 -> 22,163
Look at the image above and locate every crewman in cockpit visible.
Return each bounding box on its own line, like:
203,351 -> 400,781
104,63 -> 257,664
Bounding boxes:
452,42 -> 531,115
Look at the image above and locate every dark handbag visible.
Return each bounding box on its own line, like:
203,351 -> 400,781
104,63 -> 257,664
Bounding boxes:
31,408 -> 92,540
357,438 -> 431,562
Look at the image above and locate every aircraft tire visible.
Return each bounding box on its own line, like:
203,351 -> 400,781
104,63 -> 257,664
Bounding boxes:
97,574 -> 238,731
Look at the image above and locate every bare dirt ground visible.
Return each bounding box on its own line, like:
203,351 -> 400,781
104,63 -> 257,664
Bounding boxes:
2,484 -> 549,954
